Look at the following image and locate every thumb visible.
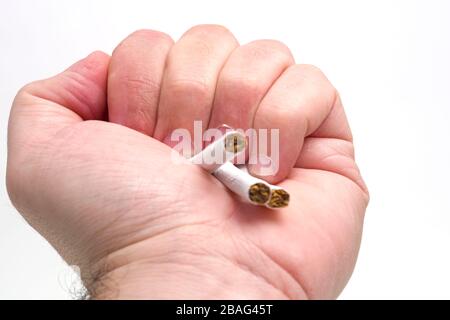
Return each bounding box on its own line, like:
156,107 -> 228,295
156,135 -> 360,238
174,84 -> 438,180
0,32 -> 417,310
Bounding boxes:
8,51 -> 110,145
7,50 -> 110,203
6,51 -> 110,256
5,51 -> 213,270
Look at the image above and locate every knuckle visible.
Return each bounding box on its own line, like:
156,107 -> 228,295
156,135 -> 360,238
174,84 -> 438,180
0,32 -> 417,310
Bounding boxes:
128,29 -> 173,43
114,29 -> 173,53
16,81 -> 38,97
177,25 -> 237,55
11,81 -> 41,109
290,64 -> 337,102
185,24 -> 234,38
246,39 -> 294,62
294,64 -> 327,80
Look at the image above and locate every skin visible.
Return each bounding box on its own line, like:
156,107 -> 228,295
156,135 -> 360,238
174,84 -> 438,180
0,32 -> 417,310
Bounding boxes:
6,25 -> 369,299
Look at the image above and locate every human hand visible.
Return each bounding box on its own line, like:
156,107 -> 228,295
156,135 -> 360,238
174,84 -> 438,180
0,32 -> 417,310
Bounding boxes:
6,25 -> 369,299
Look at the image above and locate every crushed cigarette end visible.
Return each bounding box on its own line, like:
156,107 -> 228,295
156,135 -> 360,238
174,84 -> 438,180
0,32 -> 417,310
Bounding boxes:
267,189 -> 290,208
248,183 -> 271,204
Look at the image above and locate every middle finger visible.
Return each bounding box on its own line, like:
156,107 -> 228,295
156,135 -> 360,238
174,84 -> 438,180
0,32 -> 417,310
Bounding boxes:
154,25 -> 238,143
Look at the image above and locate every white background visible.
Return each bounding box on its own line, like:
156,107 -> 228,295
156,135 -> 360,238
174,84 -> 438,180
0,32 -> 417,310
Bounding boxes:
1,0 -> 449,299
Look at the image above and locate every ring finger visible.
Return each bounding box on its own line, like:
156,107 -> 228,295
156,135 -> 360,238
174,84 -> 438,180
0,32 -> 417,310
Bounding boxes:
208,39 -> 295,131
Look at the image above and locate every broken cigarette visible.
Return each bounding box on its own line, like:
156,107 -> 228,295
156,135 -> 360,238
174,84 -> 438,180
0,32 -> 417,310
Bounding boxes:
213,162 -> 272,205
189,129 -> 289,209
235,165 -> 290,209
266,186 -> 290,209
189,130 -> 246,173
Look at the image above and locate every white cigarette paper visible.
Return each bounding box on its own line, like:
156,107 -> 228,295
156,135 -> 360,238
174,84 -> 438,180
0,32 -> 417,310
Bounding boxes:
213,162 -> 271,205
189,130 -> 246,173
188,129 -> 289,209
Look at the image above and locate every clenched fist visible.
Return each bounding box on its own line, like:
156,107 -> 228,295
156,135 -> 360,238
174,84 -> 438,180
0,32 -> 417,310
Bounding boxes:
6,25 -> 368,299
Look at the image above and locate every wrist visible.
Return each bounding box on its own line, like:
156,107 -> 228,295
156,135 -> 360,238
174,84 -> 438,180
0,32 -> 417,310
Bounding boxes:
84,225 -> 307,299
91,253 -> 286,299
